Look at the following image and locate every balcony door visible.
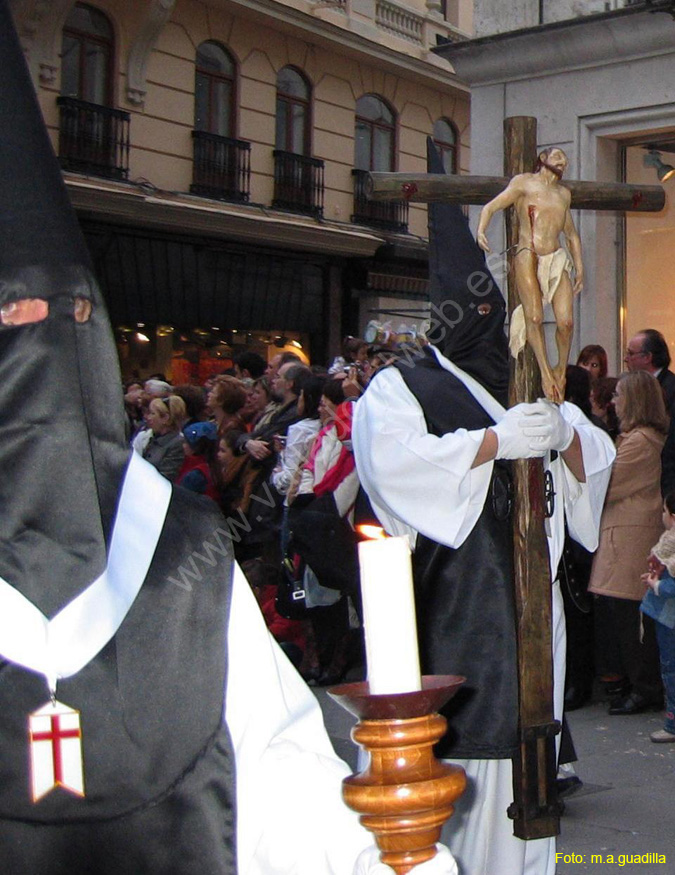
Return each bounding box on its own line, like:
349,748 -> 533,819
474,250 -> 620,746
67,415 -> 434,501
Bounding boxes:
432,118 -> 458,174
352,95 -> 406,231
191,43 -> 249,201
273,68 -> 322,216
275,67 -> 310,156
59,4 -> 128,178
61,3 -> 113,105
195,42 -> 235,137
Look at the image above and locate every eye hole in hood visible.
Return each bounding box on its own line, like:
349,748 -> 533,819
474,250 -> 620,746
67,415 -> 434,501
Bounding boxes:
74,297 -> 92,323
0,298 -> 48,326
0,296 -> 92,326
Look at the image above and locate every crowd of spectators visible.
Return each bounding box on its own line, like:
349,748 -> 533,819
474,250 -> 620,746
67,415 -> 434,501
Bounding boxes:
123,328 -> 675,725
562,332 -> 675,745
123,339 -> 394,684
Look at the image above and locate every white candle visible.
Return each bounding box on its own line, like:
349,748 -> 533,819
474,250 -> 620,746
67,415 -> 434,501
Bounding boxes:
358,534 -> 422,695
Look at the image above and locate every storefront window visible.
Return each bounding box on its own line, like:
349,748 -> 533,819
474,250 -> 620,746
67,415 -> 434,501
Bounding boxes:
624,142 -> 675,364
115,326 -> 309,384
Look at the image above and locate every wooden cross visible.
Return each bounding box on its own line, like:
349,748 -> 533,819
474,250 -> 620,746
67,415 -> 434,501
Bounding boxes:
366,116 -> 665,840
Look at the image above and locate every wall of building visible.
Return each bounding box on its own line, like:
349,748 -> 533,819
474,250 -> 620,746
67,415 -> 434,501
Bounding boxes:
27,0 -> 471,241
473,0 -> 632,37
472,0 -> 538,36
12,0 -> 473,372
25,0 -> 470,243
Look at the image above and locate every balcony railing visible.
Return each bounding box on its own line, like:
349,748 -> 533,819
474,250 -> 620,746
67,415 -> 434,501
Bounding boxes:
272,150 -> 324,218
191,130 -> 251,203
376,0 -> 423,45
57,96 -> 130,180
351,169 -> 408,233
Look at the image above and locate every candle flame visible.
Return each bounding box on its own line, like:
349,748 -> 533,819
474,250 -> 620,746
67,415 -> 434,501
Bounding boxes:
358,525 -> 387,540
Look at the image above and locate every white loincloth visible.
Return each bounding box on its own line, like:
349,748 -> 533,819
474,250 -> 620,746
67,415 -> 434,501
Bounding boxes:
509,247 -> 573,358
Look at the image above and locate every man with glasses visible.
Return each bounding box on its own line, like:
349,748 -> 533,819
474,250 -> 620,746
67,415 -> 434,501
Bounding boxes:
625,329 -> 675,413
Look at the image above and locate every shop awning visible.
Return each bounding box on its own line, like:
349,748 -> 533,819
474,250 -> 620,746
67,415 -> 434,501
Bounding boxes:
83,222 -> 326,334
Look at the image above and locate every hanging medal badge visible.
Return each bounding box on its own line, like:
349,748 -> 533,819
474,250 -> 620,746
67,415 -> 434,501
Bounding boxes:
29,699 -> 84,801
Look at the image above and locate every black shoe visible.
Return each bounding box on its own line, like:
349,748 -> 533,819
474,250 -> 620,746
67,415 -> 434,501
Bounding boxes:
604,678 -> 630,699
556,776 -> 583,798
608,692 -> 662,715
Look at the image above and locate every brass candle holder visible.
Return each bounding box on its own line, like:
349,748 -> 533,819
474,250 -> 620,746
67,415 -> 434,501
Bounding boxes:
328,675 -> 466,875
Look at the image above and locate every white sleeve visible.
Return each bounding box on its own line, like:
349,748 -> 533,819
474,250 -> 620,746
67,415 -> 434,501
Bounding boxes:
556,402 -> 616,554
352,367 -> 493,548
270,422 -> 311,494
226,563 -> 372,874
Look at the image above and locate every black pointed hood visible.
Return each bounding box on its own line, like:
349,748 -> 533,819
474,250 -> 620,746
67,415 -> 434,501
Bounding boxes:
0,0 -> 129,617
426,138 -> 509,406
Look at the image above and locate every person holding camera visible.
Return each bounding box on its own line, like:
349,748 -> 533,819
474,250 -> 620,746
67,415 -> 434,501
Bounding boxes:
272,373 -> 326,553
229,362 -> 309,562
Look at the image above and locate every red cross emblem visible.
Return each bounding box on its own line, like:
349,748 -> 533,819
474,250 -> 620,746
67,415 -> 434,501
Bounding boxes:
29,701 -> 85,801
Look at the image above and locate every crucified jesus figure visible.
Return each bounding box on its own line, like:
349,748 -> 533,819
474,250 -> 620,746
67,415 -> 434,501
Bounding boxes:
476,147 -> 583,404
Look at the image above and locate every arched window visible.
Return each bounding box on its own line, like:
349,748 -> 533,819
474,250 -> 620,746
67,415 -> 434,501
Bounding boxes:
432,118 -> 458,174
275,67 -> 310,156
194,42 -> 236,137
61,3 -> 114,104
354,95 -> 395,171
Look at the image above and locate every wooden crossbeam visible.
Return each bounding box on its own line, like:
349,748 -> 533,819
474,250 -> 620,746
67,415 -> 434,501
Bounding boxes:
367,172 -> 665,213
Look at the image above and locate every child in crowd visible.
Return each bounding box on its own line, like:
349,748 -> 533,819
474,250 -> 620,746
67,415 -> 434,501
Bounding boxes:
176,421 -> 221,501
641,491 -> 675,742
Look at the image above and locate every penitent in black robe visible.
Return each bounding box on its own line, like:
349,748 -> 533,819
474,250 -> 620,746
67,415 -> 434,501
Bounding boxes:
0,481 -> 238,875
394,348 -> 518,760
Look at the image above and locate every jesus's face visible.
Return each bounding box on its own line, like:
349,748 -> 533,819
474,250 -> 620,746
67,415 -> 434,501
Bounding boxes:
539,148 -> 567,179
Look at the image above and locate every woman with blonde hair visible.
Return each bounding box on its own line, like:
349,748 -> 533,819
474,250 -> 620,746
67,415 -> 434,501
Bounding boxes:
589,369 -> 670,714
142,394 -> 187,482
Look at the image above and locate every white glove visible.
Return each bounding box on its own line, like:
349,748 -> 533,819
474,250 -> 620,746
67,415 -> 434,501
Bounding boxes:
354,844 -> 458,875
492,402 -> 547,460
521,399 -> 575,452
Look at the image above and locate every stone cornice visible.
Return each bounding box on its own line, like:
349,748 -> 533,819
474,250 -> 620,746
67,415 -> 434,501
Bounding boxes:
434,5 -> 675,87
63,175 -> 388,257
207,0 -> 467,92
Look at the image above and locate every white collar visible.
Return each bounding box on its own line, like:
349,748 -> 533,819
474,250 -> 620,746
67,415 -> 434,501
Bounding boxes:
430,345 -> 507,423
0,452 -> 171,694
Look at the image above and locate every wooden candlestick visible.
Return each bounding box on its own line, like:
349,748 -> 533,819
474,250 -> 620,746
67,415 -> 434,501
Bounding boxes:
328,676 -> 466,875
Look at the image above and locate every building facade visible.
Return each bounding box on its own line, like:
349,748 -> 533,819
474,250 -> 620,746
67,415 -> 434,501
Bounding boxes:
438,0 -> 675,375
10,0 -> 471,381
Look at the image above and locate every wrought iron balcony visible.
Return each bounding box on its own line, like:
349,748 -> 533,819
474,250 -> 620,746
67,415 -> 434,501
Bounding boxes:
351,169 -> 408,232
57,96 -> 130,180
272,150 -> 324,218
191,130 -> 251,203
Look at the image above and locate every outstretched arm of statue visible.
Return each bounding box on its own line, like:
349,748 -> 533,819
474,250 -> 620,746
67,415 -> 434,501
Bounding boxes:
476,176 -> 525,253
563,209 -> 584,294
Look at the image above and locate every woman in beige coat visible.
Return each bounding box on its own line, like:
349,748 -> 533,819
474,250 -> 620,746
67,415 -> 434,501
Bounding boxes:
589,370 -> 669,714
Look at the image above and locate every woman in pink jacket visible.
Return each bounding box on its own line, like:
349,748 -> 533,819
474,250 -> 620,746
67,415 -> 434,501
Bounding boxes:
589,370 -> 669,714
